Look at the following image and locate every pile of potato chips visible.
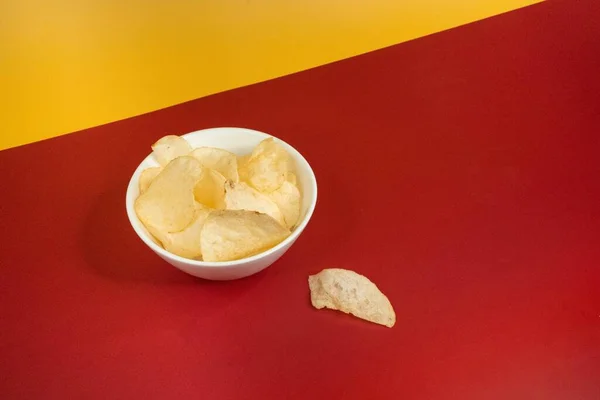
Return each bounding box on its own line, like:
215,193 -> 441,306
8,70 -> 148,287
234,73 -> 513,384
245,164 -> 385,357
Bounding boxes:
135,135 -> 301,262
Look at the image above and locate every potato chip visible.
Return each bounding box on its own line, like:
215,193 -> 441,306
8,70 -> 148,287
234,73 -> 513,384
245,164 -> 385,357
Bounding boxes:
151,135 -> 192,166
191,147 -> 239,182
138,167 -> 162,194
286,171 -> 298,186
246,138 -> 294,193
135,156 -> 203,233
267,180 -> 301,229
194,168 -> 226,209
149,204 -> 211,259
238,154 -> 251,165
200,210 -> 290,262
237,154 -> 251,183
224,181 -> 285,226
308,268 -> 396,328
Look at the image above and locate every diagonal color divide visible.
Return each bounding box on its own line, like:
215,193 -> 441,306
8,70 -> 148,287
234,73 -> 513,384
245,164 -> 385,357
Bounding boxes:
1,0 -> 541,150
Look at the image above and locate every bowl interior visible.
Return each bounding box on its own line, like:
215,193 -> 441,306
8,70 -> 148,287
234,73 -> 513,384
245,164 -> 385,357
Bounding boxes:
125,127 -> 317,266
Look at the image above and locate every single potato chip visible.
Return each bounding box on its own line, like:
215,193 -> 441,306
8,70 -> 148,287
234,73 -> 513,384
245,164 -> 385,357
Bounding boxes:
246,138 -> 294,193
308,268 -> 396,328
191,147 -> 239,182
224,181 -> 286,226
149,204 -> 211,259
194,168 -> 226,209
138,167 -> 162,194
135,156 -> 203,233
268,180 -> 301,229
200,210 -> 290,262
151,135 -> 192,166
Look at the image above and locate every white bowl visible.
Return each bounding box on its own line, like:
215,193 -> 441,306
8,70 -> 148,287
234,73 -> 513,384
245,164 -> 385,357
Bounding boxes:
125,127 -> 318,280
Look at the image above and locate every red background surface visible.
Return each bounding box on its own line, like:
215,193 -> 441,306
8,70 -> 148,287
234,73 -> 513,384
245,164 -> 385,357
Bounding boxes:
1,0 -> 599,398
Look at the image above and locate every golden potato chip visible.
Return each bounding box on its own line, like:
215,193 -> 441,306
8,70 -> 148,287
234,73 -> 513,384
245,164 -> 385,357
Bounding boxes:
238,154 -> 251,165
191,147 -> 239,182
224,181 -> 286,226
149,204 -> 211,259
308,268 -> 396,328
246,138 -> 294,193
237,154 -> 251,183
138,167 -> 162,194
200,210 -> 290,262
194,168 -> 226,209
151,135 -> 192,166
267,181 -> 301,229
286,171 -> 298,186
135,156 -> 203,233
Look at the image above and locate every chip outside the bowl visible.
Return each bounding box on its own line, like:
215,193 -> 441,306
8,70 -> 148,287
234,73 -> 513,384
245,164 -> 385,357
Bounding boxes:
308,268 -> 396,328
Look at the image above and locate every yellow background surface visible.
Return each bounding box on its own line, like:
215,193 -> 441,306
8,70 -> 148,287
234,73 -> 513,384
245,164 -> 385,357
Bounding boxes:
1,0 -> 541,150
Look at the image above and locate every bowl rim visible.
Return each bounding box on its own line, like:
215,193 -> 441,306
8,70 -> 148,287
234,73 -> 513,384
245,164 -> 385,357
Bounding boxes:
125,126 -> 318,268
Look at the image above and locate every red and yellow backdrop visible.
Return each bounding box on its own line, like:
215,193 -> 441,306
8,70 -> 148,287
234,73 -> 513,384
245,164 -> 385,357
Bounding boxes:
2,0 -> 541,150
3,1 -> 600,399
